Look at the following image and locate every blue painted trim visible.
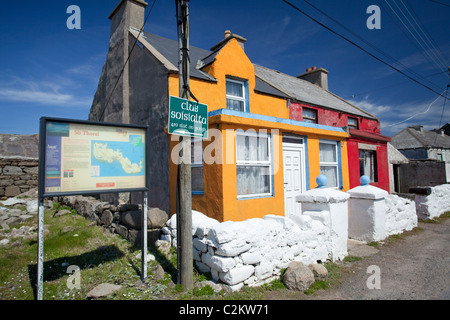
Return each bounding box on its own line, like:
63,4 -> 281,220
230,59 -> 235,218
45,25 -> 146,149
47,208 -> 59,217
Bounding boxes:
192,191 -> 204,195
208,108 -> 346,133
236,132 -> 275,200
337,141 -> 343,189
244,81 -> 250,113
304,137 -> 310,190
270,132 -> 275,197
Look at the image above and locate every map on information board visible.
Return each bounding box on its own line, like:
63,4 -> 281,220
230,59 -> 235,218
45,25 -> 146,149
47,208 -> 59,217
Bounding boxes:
40,118 -> 148,196
91,135 -> 145,177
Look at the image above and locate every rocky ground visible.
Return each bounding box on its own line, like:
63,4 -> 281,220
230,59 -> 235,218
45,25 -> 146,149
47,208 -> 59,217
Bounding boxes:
0,189 -> 42,245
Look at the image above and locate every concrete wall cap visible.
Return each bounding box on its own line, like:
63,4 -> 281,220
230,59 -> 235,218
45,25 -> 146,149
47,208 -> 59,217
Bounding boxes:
347,185 -> 388,200
296,188 -> 350,203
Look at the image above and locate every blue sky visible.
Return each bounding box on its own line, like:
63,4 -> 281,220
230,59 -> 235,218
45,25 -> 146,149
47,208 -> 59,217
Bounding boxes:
0,0 -> 448,136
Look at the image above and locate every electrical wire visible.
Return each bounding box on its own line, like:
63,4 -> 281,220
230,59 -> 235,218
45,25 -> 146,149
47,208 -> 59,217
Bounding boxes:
282,0 -> 449,100
97,0 -> 158,122
400,0 -> 449,68
428,0 -> 450,8
346,70 -> 447,99
301,0 -> 446,97
384,0 -> 447,73
384,87 -> 447,127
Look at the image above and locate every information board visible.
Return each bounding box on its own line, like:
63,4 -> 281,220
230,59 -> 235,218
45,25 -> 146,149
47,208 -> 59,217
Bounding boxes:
168,96 -> 208,138
39,117 -> 148,197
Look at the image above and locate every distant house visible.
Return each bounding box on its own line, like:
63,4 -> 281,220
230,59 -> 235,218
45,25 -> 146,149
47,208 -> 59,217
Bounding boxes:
391,125 -> 450,183
432,123 -> 450,136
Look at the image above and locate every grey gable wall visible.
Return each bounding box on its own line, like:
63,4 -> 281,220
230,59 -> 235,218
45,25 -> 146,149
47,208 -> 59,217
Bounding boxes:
129,33 -> 171,213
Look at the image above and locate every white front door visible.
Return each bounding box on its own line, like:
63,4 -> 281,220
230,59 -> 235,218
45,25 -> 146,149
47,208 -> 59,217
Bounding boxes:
283,138 -> 306,217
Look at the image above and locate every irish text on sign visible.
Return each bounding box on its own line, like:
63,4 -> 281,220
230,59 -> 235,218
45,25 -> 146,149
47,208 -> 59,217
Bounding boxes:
169,96 -> 208,139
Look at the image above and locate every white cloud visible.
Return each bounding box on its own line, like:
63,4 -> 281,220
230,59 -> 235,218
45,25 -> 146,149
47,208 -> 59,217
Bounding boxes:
0,77 -> 92,108
349,96 -> 448,136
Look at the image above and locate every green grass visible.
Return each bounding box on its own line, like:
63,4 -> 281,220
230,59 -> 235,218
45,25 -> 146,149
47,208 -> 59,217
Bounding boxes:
0,208 -> 174,300
420,211 -> 450,224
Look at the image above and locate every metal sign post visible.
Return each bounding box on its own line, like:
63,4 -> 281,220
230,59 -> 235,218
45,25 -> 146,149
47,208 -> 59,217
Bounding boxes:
36,198 -> 45,300
141,191 -> 148,281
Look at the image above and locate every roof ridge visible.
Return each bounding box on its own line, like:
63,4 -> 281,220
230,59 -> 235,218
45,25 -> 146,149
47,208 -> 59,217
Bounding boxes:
254,64 -> 378,120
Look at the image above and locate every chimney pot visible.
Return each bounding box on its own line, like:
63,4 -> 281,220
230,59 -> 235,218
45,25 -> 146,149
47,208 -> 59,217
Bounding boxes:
224,30 -> 232,38
297,67 -> 329,91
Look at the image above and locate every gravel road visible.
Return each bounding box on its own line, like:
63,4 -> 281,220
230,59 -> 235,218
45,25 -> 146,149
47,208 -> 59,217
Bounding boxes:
310,218 -> 450,300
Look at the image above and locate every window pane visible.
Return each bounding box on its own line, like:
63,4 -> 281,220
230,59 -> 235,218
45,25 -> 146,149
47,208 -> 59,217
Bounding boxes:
226,99 -> 244,111
236,134 -> 248,161
192,166 -> 204,192
258,136 -> 269,161
359,150 -> 378,182
319,143 -> 337,162
303,108 -> 316,119
237,166 -> 270,195
226,81 -> 243,97
348,117 -> 358,128
320,166 -> 338,188
191,139 -> 203,164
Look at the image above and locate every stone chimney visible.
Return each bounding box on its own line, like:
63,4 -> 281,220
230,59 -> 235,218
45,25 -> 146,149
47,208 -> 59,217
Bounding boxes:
89,0 -> 148,124
210,30 -> 247,52
109,0 -> 148,38
410,125 -> 424,132
297,67 -> 329,91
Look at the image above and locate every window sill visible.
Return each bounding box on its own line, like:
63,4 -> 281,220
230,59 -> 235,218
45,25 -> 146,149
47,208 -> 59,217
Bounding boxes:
237,194 -> 274,200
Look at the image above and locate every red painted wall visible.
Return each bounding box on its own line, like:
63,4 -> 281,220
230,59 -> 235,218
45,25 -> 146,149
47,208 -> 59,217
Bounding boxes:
289,102 -> 381,132
346,138 -> 389,192
289,101 -> 389,192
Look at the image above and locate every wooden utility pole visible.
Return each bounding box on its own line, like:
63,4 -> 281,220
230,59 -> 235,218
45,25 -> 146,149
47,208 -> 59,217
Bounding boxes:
175,0 -> 193,292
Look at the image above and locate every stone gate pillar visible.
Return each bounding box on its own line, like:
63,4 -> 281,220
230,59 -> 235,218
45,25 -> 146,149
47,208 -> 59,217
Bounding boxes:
347,176 -> 388,242
295,175 -> 350,261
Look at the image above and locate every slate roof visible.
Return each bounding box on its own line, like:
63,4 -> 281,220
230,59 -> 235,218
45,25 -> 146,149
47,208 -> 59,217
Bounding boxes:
138,31 -> 378,120
391,127 -> 450,150
140,32 -> 216,82
254,65 -> 378,120
0,134 -> 39,159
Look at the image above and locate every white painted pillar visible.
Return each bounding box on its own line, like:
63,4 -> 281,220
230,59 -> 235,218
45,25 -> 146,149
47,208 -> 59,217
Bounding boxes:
295,175 -> 350,261
347,176 -> 388,242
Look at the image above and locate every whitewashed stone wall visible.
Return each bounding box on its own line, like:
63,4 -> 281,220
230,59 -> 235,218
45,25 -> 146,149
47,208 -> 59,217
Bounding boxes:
161,211 -> 333,290
385,194 -> 417,236
414,184 -> 450,219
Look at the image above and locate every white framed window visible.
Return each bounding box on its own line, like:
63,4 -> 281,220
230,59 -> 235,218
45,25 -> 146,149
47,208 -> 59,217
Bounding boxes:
319,140 -> 339,188
226,79 -> 246,112
236,130 -> 272,198
191,138 -> 204,194
359,149 -> 378,182
303,107 -> 317,123
348,117 -> 358,129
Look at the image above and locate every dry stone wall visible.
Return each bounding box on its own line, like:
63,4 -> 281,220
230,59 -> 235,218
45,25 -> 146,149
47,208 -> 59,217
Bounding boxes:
0,159 -> 39,198
162,211 -> 332,291
58,195 -> 168,246
385,194 -> 417,235
413,184 -> 450,219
